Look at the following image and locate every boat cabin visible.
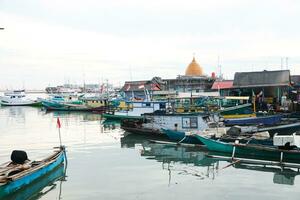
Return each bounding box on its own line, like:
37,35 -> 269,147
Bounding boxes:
82,98 -> 109,108
143,113 -> 220,132
114,101 -> 168,116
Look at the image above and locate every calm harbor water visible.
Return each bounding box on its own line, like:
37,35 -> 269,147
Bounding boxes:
1,106 -> 300,199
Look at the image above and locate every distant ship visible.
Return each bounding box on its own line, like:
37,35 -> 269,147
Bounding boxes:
0,90 -> 41,106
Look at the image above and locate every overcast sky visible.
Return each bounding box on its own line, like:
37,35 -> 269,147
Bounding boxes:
1,0 -> 300,89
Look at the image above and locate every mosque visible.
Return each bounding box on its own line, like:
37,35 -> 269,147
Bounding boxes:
164,56 -> 215,93
121,57 -> 216,99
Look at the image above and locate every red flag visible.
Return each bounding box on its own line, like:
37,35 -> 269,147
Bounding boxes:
57,118 -> 61,128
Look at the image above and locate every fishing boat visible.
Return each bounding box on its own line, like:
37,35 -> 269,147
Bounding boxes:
224,114 -> 282,126
0,90 -> 41,106
194,133 -> 300,163
0,146 -> 66,198
121,112 -> 221,136
42,96 -> 110,112
103,100 -> 168,120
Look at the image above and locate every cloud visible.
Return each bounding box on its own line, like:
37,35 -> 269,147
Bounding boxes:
1,0 -> 300,88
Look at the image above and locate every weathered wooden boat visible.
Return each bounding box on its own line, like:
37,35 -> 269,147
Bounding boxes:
224,114 -> 282,126
0,147 -> 66,198
195,134 -> 300,163
0,90 -> 41,106
2,162 -> 65,200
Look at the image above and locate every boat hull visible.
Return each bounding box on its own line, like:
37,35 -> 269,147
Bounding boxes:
0,101 -> 42,107
162,129 -> 203,144
42,100 -> 108,112
102,113 -> 144,120
220,103 -> 252,116
1,164 -> 64,200
224,115 -> 282,125
0,149 -> 65,198
195,135 -> 300,163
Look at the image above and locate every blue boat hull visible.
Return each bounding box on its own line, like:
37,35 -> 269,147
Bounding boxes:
0,149 -> 65,198
224,115 -> 282,125
2,163 -> 65,200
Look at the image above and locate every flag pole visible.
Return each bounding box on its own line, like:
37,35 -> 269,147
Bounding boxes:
58,126 -> 62,147
57,118 -> 62,147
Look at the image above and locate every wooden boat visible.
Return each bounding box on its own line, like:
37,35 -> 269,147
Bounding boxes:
0,147 -> 66,198
0,90 -> 41,106
2,163 -> 65,200
194,134 -> 300,163
121,112 -> 221,137
224,114 -> 282,126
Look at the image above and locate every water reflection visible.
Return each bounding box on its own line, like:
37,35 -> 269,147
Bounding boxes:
44,110 -> 103,122
121,133 -> 300,186
233,163 -> 300,185
121,133 -> 220,184
3,163 -> 67,200
0,106 -> 39,125
102,119 -> 120,129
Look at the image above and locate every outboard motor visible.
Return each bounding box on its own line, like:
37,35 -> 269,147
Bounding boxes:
11,150 -> 28,164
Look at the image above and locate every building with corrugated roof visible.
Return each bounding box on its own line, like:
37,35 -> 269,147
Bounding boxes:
215,70 -> 294,111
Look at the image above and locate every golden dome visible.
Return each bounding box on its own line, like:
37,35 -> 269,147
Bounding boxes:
185,57 -> 203,76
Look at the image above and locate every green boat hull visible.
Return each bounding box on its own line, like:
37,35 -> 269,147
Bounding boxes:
195,135 -> 300,163
220,103 -> 253,115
